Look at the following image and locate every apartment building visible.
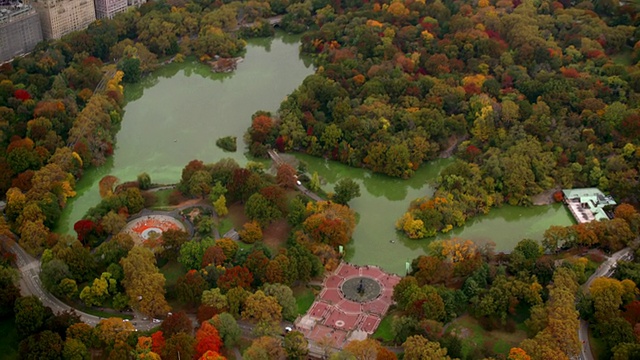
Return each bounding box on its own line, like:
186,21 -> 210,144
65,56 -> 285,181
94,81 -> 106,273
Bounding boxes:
0,1 -> 43,63
28,0 -> 95,39
94,0 -> 125,19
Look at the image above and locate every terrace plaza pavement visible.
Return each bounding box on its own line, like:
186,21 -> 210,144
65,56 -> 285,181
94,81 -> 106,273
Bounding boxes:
295,263 -> 401,355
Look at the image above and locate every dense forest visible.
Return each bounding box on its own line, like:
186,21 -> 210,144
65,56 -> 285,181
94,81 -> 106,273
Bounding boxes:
244,0 -> 640,237
0,0 -> 639,358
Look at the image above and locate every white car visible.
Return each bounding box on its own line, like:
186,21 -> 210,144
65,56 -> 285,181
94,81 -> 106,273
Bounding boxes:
152,318 -> 161,323
296,180 -> 302,186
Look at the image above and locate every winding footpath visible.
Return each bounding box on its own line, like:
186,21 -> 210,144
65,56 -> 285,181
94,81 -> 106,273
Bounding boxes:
578,247 -> 633,360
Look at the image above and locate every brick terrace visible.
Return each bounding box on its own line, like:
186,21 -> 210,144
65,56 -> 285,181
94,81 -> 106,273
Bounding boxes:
295,263 -> 401,355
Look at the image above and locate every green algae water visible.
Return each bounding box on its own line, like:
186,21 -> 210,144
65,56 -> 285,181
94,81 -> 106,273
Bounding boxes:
56,33 -> 314,234
294,154 -> 575,274
56,33 -> 575,275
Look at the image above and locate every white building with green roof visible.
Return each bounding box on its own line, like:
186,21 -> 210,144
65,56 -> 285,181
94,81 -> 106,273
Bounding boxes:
562,188 -> 616,224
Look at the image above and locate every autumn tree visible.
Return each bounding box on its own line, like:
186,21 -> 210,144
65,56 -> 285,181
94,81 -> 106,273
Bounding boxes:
276,163 -> 297,188
302,201 -> 356,247
95,317 -> 135,349
162,229 -> 190,261
239,221 -> 263,244
176,270 -> 207,307
201,246 -> 227,268
241,290 -> 282,325
161,311 -> 193,338
162,332 -> 195,360
402,335 -> 451,360
284,330 -> 309,359
218,266 -> 254,293
262,283 -> 298,321
243,336 -> 286,360
194,321 -> 223,359
343,338 -> 383,359
121,247 -> 171,317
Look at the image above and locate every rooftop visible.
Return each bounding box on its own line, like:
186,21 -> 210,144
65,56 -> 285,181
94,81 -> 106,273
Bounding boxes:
562,188 -> 616,224
0,1 -> 34,24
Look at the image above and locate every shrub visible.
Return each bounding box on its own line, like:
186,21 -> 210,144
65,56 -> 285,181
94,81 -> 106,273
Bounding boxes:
215,136 -> 237,152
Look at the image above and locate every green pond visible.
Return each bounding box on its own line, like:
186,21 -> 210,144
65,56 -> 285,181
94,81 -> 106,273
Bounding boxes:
56,33 -> 575,275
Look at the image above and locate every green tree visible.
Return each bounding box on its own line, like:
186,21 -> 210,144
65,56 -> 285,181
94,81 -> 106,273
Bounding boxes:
14,296 -> 47,338
262,283 -> 298,321
137,172 -> 151,190
245,193 -> 282,226
210,312 -> 241,348
178,238 -> 216,270
19,330 -> 63,359
509,238 -> 543,274
117,56 -> 141,83
332,178 -> 361,205
213,195 -> 228,216
63,337 -> 89,360
284,331 -> 309,359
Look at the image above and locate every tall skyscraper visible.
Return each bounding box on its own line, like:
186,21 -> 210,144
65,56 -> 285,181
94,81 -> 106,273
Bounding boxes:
94,0 -> 126,19
0,1 -> 43,63
28,0 -> 95,39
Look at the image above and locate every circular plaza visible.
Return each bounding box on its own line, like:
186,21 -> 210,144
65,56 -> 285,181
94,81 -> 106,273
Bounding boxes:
123,214 -> 186,246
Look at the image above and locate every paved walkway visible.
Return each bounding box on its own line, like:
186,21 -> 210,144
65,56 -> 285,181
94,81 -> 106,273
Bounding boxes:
267,149 -> 323,202
578,247 -> 633,360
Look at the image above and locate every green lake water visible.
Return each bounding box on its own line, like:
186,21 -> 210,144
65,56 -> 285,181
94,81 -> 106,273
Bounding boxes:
295,154 -> 575,274
55,33 -> 575,275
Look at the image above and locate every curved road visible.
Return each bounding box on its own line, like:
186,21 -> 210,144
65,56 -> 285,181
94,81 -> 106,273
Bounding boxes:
578,247 -> 633,360
5,238 -> 157,330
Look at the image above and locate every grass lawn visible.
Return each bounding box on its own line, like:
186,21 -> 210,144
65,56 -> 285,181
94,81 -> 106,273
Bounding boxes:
160,260 -> 187,288
446,315 -> 528,358
589,328 -> 607,360
0,317 -> 19,360
372,313 -> 395,343
217,217 -> 234,236
292,286 -> 316,315
150,188 -> 174,208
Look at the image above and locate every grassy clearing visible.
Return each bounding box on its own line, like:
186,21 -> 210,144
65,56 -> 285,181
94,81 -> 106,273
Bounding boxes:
447,315 -> 528,358
373,313 -> 394,343
151,188 -> 174,208
161,260 -> 187,288
589,328 -> 607,360
217,217 -> 234,236
293,286 -> 316,315
0,317 -> 19,360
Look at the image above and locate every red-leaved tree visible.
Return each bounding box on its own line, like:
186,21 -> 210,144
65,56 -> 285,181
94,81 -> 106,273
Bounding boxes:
194,322 -> 223,359
151,331 -> 166,355
217,266 -> 253,292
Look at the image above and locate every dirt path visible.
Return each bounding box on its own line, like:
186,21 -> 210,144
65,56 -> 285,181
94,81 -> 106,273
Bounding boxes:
531,188 -> 560,205
440,135 -> 468,158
